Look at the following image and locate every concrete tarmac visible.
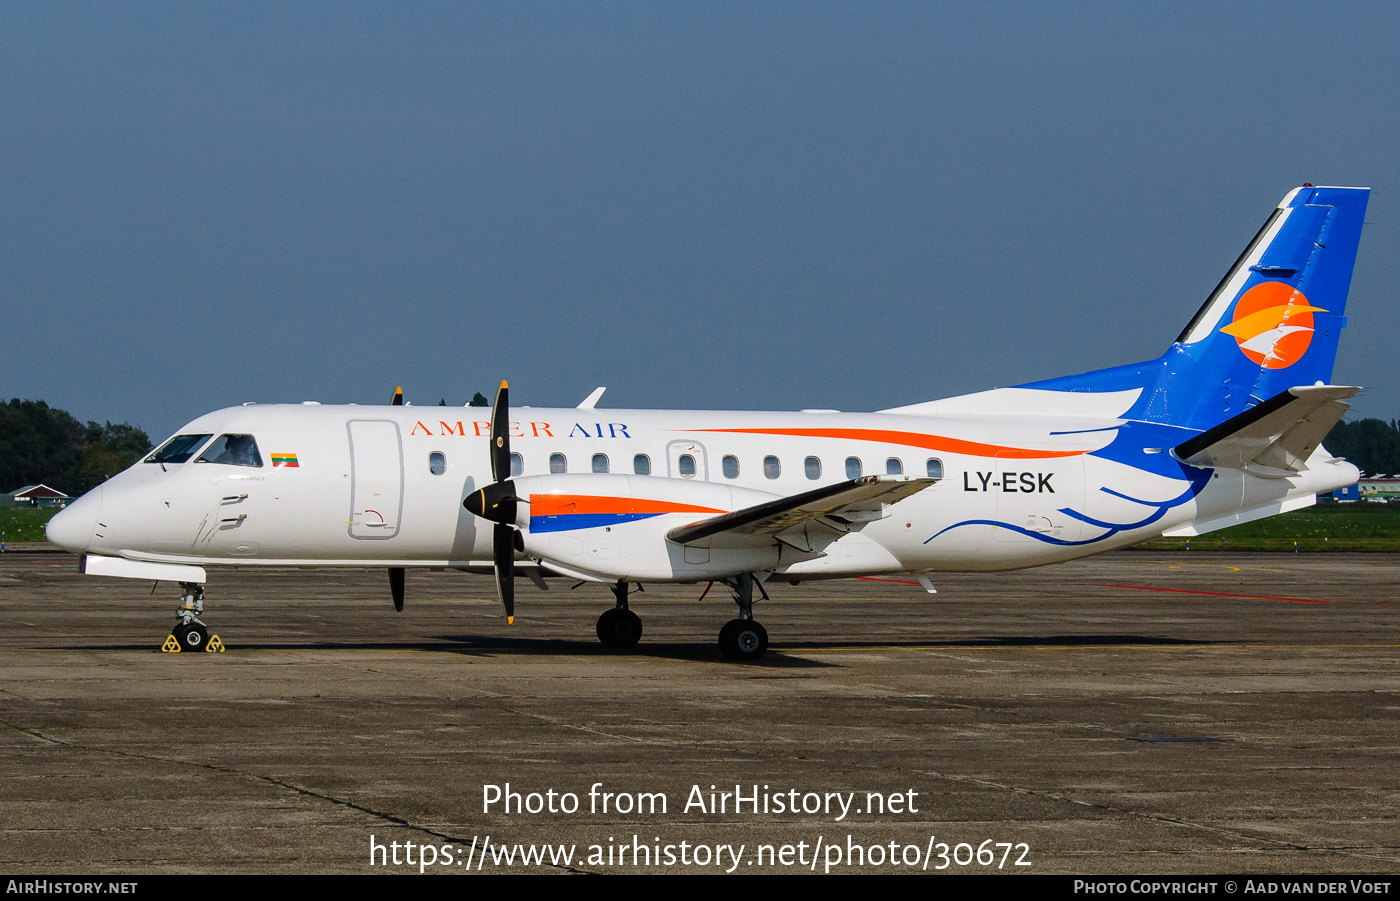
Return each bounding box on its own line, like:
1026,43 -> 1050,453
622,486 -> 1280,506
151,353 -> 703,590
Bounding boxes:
2,550 -> 1398,874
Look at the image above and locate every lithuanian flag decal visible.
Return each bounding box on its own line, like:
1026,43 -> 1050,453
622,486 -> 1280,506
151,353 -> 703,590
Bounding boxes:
271,453 -> 299,468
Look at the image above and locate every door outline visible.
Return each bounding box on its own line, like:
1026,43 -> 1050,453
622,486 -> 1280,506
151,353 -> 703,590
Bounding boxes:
666,440 -> 709,481
348,420 -> 404,539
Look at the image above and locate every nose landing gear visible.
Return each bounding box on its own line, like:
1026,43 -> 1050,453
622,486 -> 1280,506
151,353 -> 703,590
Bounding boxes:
162,582 -> 224,653
171,619 -> 209,651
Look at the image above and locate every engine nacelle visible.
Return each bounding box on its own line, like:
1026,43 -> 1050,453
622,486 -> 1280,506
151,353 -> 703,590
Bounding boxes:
506,474 -> 788,581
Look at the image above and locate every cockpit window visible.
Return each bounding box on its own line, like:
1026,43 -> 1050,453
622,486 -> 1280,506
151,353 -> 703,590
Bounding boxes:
146,434 -> 213,464
195,434 -> 263,467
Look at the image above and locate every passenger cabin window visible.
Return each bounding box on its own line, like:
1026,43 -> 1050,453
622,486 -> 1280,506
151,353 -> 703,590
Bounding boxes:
678,454 -> 697,479
592,453 -> 609,474
722,455 -> 740,479
147,434 -> 213,465
926,458 -> 944,479
763,456 -> 781,480
804,456 -> 821,480
845,457 -> 862,479
429,452 -> 446,475
550,453 -> 567,474
196,434 -> 263,467
633,454 -> 651,476
510,453 -> 524,477
886,457 -> 903,476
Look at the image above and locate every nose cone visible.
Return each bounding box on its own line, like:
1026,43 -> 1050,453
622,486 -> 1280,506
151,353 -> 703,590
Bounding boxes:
45,487 -> 102,554
464,481 -> 518,525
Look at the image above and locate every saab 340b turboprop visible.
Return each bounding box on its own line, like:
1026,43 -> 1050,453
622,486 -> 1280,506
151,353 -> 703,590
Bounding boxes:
46,185 -> 1370,659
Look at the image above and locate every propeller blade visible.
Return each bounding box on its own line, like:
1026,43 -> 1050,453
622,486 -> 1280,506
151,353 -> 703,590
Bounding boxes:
388,567 -> 404,612
493,522 -> 515,623
465,379 -> 519,624
391,386 -> 404,406
490,380 -> 510,482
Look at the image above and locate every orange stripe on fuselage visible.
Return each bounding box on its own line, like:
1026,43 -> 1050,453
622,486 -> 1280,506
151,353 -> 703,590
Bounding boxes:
529,495 -> 725,517
689,428 -> 1087,459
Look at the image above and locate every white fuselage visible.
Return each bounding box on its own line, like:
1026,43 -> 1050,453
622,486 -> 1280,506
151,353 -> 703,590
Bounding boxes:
48,388 -> 1356,583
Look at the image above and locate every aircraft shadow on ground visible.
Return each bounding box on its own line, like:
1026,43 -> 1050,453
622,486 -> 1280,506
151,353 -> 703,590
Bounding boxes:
42,633 -> 1216,663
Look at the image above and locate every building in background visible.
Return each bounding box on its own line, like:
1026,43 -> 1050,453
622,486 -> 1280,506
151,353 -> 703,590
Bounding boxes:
4,484 -> 69,508
1359,478 -> 1400,503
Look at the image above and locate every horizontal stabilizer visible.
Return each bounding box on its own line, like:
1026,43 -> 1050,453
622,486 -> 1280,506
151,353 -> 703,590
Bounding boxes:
1174,385 -> 1357,473
667,475 -> 935,546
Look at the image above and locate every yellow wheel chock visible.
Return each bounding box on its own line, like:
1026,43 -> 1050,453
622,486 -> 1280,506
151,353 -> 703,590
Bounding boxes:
161,634 -> 225,652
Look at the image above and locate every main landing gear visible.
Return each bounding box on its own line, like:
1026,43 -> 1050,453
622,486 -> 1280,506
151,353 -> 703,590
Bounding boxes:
592,575 -> 770,660
162,582 -> 224,653
718,572 -> 768,661
596,580 -> 643,647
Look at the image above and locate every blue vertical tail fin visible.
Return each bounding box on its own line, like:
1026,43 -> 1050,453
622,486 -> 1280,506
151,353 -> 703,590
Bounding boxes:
1021,185 -> 1370,432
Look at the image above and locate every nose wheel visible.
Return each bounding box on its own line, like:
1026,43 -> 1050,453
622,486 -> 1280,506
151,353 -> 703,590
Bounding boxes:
171,619 -> 209,652
162,582 -> 224,653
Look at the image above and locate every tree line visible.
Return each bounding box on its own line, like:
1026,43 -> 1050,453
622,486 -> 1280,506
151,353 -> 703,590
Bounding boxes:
1324,418 -> 1400,477
1,399 -> 152,497
4,398 -> 1400,498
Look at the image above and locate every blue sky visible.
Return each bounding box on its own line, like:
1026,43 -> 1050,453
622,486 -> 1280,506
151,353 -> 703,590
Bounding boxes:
3,2 -> 1397,442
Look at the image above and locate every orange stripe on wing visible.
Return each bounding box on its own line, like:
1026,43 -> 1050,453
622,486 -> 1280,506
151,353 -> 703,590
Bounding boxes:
529,495 -> 724,517
631,498 -> 725,515
688,428 -> 1087,459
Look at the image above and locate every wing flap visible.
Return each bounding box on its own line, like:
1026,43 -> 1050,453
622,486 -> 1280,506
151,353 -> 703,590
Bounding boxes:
666,475 -> 935,546
1174,385 -> 1357,472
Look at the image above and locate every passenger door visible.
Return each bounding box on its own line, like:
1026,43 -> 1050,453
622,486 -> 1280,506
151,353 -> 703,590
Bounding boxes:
348,420 -> 404,539
666,441 -> 708,481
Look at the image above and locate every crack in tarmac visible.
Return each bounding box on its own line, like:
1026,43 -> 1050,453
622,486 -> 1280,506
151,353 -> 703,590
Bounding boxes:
363,680 -> 1400,869
0,717 -> 590,874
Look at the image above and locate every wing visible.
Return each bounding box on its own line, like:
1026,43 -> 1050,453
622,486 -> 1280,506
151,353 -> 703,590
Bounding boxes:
666,475 -> 935,546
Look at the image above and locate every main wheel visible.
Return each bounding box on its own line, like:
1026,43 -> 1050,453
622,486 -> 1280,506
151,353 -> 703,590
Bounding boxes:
597,608 -> 643,647
173,620 -> 208,653
718,618 -> 768,660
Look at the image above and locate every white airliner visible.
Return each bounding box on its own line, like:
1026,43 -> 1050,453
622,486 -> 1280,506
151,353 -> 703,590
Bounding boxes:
46,185 -> 1370,659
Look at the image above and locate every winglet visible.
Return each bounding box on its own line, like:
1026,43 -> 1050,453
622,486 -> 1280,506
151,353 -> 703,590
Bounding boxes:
391,386 -> 404,406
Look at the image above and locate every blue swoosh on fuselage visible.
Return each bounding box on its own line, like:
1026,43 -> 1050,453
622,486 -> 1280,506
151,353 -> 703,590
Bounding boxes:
925,420 -> 1212,547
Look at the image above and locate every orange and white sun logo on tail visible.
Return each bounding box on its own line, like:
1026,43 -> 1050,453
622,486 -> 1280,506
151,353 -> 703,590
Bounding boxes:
1218,282 -> 1326,369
